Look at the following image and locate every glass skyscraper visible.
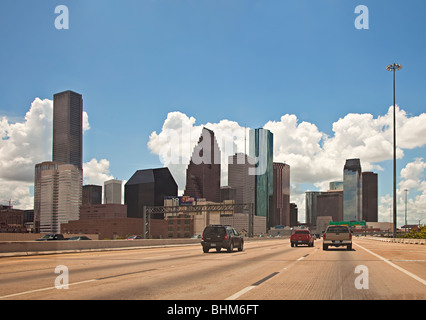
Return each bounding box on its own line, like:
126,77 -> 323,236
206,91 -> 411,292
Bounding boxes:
343,159 -> 362,221
249,128 -> 273,228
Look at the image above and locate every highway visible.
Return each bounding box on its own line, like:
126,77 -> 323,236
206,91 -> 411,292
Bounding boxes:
0,238 -> 425,300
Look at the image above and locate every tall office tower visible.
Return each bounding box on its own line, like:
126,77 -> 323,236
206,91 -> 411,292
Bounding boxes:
272,162 -> 290,227
53,90 -> 83,170
343,159 -> 362,221
249,128 -> 273,228
305,191 -> 326,226
82,185 -> 102,205
125,168 -> 178,219
184,127 -> 221,202
317,191 -> 344,222
362,172 -> 378,222
104,179 -> 122,204
34,162 -> 82,233
227,153 -> 255,210
290,203 -> 298,227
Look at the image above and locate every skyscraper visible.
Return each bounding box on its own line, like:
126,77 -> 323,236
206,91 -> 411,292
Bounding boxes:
343,159 -> 362,221
184,127 -> 221,202
104,179 -> 122,204
249,128 -> 273,228
35,162 -> 82,233
227,153 -> 255,210
53,90 -> 83,170
125,168 -> 178,219
33,90 -> 84,233
272,162 -> 290,227
362,172 -> 378,222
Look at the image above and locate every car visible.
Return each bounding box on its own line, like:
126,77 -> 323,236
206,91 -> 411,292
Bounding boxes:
35,234 -> 67,241
68,236 -> 91,240
201,225 -> 244,253
127,235 -> 143,240
323,225 -> 352,250
290,230 -> 315,247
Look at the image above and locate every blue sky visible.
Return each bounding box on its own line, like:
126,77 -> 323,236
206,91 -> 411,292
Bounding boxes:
1,0 -> 426,224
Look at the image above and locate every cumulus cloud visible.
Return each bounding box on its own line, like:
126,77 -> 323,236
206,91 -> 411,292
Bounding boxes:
83,158 -> 115,186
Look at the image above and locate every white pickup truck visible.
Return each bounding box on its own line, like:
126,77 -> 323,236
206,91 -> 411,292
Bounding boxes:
322,225 -> 352,250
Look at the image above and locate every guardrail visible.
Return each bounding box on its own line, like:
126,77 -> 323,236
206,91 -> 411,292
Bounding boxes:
364,236 -> 426,245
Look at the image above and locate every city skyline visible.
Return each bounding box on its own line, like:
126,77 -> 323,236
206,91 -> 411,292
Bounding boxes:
1,1 -> 426,226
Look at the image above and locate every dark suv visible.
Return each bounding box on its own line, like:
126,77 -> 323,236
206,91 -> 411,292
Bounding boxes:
202,225 -> 244,253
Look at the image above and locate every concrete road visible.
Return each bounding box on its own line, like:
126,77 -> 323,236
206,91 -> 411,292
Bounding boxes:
0,238 -> 425,300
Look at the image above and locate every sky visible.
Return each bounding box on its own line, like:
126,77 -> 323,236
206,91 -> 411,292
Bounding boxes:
1,0 -> 426,225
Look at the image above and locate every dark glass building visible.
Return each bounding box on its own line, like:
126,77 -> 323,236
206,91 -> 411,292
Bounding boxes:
82,185 -> 102,205
184,127 -> 221,202
125,168 -> 178,219
249,128 -> 273,228
343,158 -> 362,221
53,90 -> 83,170
362,172 -> 378,222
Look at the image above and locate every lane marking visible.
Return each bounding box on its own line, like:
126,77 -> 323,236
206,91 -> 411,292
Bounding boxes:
354,242 -> 426,286
0,279 -> 97,299
226,247 -> 318,300
0,268 -> 158,299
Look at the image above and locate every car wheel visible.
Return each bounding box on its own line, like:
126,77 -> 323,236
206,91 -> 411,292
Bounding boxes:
216,248 -> 221,252
347,244 -> 352,251
291,242 -> 294,247
323,244 -> 328,251
227,241 -> 234,253
238,241 -> 244,252
203,247 -> 209,253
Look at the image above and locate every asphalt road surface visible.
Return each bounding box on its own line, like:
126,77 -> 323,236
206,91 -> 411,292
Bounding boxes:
1,238 -> 425,300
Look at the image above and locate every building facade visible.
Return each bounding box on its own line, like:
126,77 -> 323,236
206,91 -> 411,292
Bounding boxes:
125,168 -> 178,219
35,162 -> 82,233
249,128 -> 273,228
52,90 -> 83,170
272,162 -> 290,227
362,172 -> 378,222
227,153 -> 255,211
343,159 -> 362,221
184,127 -> 221,202
82,185 -> 102,205
104,179 -> 122,204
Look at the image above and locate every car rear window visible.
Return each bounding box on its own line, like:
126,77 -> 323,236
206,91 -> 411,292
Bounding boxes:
294,230 -> 310,234
327,226 -> 349,233
203,227 -> 226,237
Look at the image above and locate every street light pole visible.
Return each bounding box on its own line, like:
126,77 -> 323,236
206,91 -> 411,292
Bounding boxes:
386,63 -> 402,238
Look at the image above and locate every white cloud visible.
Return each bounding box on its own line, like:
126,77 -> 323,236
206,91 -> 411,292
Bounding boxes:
83,158 -> 115,186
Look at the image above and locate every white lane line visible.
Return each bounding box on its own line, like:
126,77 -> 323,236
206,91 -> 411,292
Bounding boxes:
226,247 -> 319,300
225,286 -> 256,300
355,242 -> 426,286
0,279 -> 97,299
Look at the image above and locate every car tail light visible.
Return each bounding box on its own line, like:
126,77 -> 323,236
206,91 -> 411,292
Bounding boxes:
323,233 -> 326,240
202,234 -> 204,240
349,232 -> 352,240
224,234 -> 228,240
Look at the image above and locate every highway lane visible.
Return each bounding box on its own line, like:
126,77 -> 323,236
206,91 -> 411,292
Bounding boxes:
0,238 -> 425,300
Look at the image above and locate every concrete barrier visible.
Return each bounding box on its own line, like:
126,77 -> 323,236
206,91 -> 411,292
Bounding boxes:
0,236 -> 289,257
363,236 -> 425,245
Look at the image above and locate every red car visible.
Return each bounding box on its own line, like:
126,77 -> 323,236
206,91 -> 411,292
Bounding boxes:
290,230 -> 315,247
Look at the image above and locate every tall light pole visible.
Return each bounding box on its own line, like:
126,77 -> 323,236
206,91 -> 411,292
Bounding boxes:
404,188 -> 408,232
386,62 -> 402,238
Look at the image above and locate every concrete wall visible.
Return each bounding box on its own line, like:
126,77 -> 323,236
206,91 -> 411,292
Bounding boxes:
0,236 -> 288,258
0,233 -> 99,241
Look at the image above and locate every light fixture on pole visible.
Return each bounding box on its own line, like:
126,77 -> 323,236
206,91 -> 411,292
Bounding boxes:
386,62 -> 402,238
